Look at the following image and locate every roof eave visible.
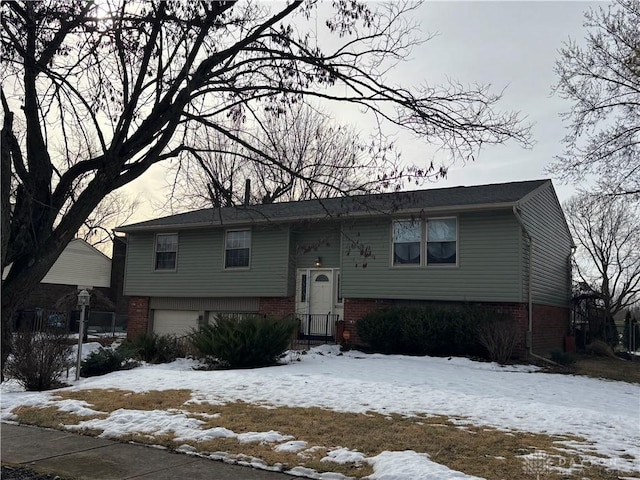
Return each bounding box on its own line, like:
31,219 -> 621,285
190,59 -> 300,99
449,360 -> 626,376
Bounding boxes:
116,201 -> 519,233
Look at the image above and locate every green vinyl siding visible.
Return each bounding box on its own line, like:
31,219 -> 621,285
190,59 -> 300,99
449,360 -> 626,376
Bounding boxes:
124,225 -> 290,297
340,211 -> 522,302
520,183 -> 573,307
292,222 -> 342,269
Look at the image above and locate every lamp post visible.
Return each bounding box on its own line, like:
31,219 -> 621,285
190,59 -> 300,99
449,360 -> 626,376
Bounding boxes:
76,289 -> 90,381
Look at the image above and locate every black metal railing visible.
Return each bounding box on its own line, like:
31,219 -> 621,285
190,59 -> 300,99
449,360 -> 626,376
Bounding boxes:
297,313 -> 340,349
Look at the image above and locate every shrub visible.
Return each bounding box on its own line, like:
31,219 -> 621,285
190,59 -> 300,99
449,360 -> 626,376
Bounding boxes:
123,332 -> 187,364
476,313 -> 519,364
6,330 -> 73,391
551,350 -> 576,365
356,306 -> 491,357
190,315 -> 298,368
80,347 -> 138,377
587,339 -> 617,358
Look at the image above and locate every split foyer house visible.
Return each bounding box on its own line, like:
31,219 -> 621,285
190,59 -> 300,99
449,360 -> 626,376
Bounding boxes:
117,179 -> 574,357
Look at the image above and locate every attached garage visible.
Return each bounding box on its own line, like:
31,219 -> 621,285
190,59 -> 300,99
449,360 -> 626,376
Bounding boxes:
152,310 -> 200,336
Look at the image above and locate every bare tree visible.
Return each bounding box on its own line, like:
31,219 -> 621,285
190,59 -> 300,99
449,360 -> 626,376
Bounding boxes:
77,191 -> 140,249
564,194 -> 640,330
1,1 -> 531,376
549,0 -> 640,197
165,103 -> 402,210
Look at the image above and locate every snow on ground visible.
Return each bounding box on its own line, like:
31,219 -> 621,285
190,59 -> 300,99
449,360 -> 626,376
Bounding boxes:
2,345 -> 639,479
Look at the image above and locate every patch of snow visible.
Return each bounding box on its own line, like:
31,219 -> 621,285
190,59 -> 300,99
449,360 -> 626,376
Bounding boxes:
367,450 -> 485,479
321,447 -> 366,464
276,440 -> 308,452
237,430 -> 293,444
3,346 -> 639,476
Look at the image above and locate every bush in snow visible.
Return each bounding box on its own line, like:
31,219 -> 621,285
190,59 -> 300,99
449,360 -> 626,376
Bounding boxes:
80,346 -> 138,377
6,329 -> 73,391
357,306 -> 508,358
122,332 -> 187,364
476,313 -> 519,364
189,314 -> 298,368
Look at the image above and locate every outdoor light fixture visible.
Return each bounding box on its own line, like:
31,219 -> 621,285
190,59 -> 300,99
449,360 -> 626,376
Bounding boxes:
76,289 -> 91,381
314,257 -> 322,267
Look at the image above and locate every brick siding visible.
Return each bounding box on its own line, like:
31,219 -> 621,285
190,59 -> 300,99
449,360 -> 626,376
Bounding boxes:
258,297 -> 295,319
127,296 -> 150,339
532,304 -> 570,355
343,298 -> 568,359
343,298 -> 393,345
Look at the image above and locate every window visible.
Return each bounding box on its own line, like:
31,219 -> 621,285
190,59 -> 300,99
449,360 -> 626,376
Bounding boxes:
393,220 -> 421,265
155,234 -> 178,270
300,274 -> 307,302
336,273 -> 343,303
225,230 -> 251,268
427,218 -> 457,265
315,274 -> 329,282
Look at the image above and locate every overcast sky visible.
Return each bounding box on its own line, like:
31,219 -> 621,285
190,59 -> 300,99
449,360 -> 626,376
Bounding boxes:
121,1 -> 602,224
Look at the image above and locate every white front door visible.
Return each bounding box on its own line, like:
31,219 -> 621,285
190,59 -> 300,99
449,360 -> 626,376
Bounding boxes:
309,270 -> 333,316
296,268 -> 339,337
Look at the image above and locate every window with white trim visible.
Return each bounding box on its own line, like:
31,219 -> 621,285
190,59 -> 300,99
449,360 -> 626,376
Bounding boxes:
155,233 -> 178,270
393,220 -> 421,265
427,218 -> 457,265
225,230 -> 251,268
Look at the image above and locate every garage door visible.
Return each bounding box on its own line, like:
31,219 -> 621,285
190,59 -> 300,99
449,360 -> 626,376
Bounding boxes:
153,310 -> 199,336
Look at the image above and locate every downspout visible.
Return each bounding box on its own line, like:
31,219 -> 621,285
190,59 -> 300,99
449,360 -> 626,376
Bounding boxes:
512,206 -> 550,363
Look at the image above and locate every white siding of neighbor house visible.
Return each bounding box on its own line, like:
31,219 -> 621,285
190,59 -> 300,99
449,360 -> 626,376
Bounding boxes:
40,239 -> 112,288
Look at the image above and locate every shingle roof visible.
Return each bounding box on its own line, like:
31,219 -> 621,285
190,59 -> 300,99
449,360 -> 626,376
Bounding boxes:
117,179 -> 549,232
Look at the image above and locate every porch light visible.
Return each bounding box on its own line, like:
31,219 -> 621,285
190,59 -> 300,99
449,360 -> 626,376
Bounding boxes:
314,257 -> 322,267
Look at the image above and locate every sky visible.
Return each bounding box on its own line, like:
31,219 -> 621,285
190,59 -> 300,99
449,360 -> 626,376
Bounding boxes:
120,1 -> 602,226
2,344 -> 638,478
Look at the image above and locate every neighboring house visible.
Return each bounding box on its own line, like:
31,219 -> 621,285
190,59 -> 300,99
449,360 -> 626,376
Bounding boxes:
3,238 -> 113,312
117,179 -> 574,357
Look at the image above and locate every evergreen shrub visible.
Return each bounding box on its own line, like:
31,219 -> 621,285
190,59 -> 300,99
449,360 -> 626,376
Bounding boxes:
550,350 -> 576,365
356,305 -> 504,357
189,315 -> 298,368
123,332 -> 186,364
80,346 -> 138,377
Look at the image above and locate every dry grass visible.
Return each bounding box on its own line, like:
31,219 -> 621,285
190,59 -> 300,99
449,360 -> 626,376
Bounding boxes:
10,389 -> 631,479
570,354 -> 640,383
54,388 -> 193,411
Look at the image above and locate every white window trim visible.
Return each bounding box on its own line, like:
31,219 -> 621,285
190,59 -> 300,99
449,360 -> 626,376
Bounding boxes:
425,216 -> 459,268
153,233 -> 178,272
224,228 -> 252,270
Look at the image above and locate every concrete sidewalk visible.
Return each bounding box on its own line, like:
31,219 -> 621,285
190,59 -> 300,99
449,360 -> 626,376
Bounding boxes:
1,423 -> 292,480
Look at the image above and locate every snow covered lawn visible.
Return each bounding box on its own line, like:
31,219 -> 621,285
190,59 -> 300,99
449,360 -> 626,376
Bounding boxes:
1,345 -> 638,479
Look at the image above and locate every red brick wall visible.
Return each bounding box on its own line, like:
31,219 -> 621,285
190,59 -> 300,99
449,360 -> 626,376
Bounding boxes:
474,302 -> 528,358
258,297 -> 295,319
343,298 -> 393,345
127,296 -> 150,339
532,303 -> 570,355
342,298 -> 570,359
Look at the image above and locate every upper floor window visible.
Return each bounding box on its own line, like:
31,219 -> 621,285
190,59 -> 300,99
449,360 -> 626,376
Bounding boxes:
155,233 -> 178,270
427,218 -> 457,265
393,220 -> 421,265
225,230 -> 251,268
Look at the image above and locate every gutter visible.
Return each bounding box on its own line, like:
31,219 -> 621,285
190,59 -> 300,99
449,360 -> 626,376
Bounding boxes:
116,202 -> 521,234
512,206 -> 551,364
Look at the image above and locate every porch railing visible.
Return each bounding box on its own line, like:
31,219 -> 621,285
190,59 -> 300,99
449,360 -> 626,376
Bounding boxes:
296,313 -> 340,349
